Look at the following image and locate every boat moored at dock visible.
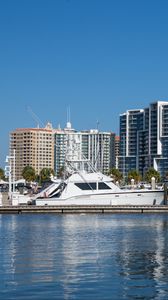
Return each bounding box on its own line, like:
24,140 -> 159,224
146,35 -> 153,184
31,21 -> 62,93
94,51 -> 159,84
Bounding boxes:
33,171 -> 165,206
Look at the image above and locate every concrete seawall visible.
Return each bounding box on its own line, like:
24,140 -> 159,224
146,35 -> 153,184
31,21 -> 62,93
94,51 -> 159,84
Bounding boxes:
1,205 -> 168,214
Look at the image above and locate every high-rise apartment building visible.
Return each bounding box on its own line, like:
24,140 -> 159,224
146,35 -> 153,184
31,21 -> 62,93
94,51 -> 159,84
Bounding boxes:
118,101 -> 168,178
10,123 -> 54,180
119,109 -> 144,177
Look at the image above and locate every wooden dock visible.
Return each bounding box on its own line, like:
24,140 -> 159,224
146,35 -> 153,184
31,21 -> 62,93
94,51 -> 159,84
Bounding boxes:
1,205 -> 168,214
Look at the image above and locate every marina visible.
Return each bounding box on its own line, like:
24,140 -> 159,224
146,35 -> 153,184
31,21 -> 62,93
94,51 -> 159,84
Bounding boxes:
2,121 -> 167,208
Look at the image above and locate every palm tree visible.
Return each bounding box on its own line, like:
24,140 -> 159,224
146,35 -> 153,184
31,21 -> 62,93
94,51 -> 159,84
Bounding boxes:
108,168 -> 123,183
22,166 -> 36,182
0,168 -> 5,180
144,168 -> 160,183
39,168 -> 55,183
58,166 -> 65,178
127,170 -> 141,184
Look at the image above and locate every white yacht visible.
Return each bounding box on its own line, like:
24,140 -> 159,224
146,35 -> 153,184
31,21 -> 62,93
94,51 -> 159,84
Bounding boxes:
10,168 -> 164,206
34,171 -> 164,205
33,170 -> 165,206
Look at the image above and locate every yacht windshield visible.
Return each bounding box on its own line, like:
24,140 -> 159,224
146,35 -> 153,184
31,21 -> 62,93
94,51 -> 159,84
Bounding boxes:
75,182 -> 96,190
75,182 -> 111,190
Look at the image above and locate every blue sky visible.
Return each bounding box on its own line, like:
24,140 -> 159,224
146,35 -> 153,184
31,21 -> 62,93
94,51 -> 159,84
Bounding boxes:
1,0 -> 168,166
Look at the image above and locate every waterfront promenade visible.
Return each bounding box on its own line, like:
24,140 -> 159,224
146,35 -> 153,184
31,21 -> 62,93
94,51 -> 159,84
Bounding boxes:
1,205 -> 168,214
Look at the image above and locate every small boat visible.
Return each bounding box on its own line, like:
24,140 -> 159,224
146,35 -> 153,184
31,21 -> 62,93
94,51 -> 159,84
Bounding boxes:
11,191 -> 32,205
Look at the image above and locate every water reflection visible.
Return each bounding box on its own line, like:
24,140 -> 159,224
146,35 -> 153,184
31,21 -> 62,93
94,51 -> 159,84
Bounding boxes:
1,214 -> 168,299
116,218 -> 168,299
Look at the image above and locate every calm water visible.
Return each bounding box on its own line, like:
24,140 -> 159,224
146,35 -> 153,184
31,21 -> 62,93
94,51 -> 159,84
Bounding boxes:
1,214 -> 168,300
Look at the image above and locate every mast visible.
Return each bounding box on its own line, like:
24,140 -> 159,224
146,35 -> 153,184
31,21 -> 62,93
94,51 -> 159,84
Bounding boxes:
65,131 -> 96,175
5,149 -> 16,201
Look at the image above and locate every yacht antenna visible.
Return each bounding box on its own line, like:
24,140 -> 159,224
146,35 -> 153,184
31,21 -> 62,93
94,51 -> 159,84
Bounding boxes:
96,120 -> 100,130
26,106 -> 45,128
66,106 -> 71,122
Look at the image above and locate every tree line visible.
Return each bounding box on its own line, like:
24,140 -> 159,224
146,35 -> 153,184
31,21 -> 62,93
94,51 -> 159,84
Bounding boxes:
108,168 -> 161,184
0,166 -> 55,184
0,165 -> 165,185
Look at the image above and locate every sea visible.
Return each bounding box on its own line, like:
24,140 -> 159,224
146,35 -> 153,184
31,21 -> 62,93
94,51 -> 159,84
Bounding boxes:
1,213 -> 168,300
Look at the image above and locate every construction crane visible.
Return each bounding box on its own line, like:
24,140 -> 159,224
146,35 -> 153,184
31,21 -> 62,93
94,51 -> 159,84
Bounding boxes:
26,106 -> 45,128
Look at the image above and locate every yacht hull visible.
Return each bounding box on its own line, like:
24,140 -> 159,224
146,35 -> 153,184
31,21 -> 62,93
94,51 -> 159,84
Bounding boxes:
34,190 -> 164,206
